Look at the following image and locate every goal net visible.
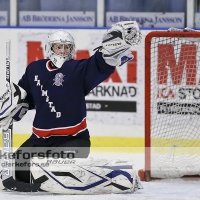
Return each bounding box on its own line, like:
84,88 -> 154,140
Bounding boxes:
142,30 -> 200,180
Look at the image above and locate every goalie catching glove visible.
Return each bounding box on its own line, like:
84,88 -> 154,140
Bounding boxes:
0,82 -> 29,130
99,21 -> 142,67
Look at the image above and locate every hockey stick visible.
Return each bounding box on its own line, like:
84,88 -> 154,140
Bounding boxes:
1,40 -> 41,192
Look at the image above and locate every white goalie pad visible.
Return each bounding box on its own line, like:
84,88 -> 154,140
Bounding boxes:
30,157 -> 142,194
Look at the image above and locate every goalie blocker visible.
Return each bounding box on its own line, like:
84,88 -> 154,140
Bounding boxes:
0,82 -> 29,130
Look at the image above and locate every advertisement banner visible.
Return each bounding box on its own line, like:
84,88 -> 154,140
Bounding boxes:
0,11 -> 8,26
19,11 -> 95,27
154,42 -> 200,117
106,12 -> 184,28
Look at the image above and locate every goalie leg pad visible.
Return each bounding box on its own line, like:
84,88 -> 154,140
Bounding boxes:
30,157 -> 143,194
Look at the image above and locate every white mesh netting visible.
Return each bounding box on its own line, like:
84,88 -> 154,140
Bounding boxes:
150,35 -> 200,178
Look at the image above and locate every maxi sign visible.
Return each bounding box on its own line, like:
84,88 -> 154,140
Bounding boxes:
156,43 -> 200,115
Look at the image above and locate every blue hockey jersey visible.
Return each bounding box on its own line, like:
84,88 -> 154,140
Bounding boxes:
18,51 -> 115,144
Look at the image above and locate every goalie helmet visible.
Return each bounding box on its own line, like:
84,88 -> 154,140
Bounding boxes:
45,30 -> 75,68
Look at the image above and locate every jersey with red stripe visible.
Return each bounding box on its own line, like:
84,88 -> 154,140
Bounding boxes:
18,51 -> 115,144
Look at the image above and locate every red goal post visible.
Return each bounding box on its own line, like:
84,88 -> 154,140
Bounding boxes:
139,30 -> 200,181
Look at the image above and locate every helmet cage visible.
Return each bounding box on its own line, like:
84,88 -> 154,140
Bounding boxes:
45,30 -> 75,68
50,42 -> 74,58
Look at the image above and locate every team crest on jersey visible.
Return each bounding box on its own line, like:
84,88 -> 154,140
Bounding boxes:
53,73 -> 65,86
